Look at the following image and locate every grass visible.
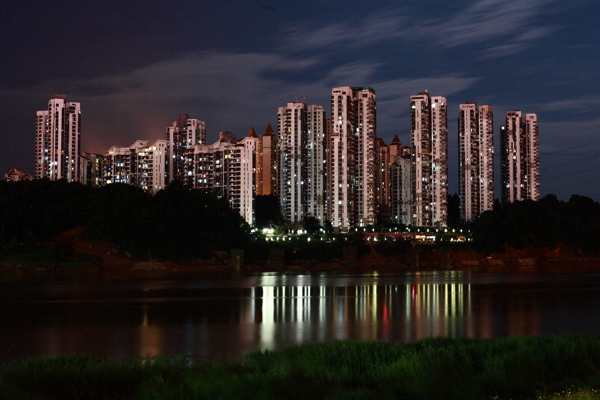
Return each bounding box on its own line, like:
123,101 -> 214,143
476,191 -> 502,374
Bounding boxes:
538,387 -> 600,399
0,335 -> 599,399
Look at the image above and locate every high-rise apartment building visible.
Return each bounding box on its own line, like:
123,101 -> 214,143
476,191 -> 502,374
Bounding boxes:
137,140 -> 168,194
277,101 -> 327,224
328,87 -> 355,230
104,140 -> 148,186
410,91 -> 448,227
458,103 -> 494,222
184,131 -> 257,225
355,88 -> 377,227
306,105 -> 327,224
500,111 -> 539,203
103,140 -> 167,194
376,138 -> 390,222
79,152 -> 104,187
389,135 -> 413,226
328,86 -> 377,230
166,114 -> 206,185
278,101 -> 308,223
35,95 -> 81,181
255,124 -> 278,197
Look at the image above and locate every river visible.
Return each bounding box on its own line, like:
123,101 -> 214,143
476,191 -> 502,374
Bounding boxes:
0,270 -> 599,363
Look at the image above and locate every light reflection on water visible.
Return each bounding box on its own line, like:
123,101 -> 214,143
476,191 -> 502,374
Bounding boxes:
0,271 -> 598,362
252,272 -> 478,351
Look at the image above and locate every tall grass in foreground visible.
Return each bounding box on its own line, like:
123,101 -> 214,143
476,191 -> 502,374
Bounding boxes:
0,335 -> 599,400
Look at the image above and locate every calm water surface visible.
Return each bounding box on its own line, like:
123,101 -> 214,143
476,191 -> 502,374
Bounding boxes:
0,270 -> 599,363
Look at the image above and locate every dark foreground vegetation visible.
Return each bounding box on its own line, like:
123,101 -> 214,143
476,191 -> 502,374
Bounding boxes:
1,336 -> 599,400
2,179 -> 600,266
471,194 -> 600,256
0,179 -> 253,262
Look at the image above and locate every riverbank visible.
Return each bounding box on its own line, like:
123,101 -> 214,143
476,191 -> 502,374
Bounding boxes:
2,227 -> 600,274
1,335 -> 599,400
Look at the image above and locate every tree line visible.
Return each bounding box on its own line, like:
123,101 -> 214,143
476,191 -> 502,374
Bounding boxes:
2,179 -> 599,262
0,179 -> 253,261
470,194 -> 600,256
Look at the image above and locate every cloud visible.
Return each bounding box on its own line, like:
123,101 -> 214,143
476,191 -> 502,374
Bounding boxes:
281,8 -> 410,52
281,0 -> 558,59
538,96 -> 600,113
426,0 -> 555,47
1,49 -> 481,158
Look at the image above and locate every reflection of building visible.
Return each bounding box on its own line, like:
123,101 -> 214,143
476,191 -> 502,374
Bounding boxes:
248,273 -> 479,348
35,95 -> 81,182
501,111 -> 539,203
458,103 -> 494,222
411,91 -> 448,227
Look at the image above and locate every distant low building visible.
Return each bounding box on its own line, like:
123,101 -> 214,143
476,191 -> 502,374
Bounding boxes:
4,167 -> 33,182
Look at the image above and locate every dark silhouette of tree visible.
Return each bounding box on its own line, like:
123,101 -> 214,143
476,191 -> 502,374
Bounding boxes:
148,182 -> 253,260
0,179 -> 95,244
471,194 -> 600,256
87,183 -> 152,258
254,195 -> 284,228
447,193 -> 461,227
303,216 -> 321,235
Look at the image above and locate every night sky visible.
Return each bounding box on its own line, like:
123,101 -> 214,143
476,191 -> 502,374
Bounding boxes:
1,0 -> 599,201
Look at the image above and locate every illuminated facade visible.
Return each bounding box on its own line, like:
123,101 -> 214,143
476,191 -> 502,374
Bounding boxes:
103,140 -> 167,194
278,101 -> 327,224
35,95 -> 81,181
328,86 -> 377,230
306,105 -> 327,224
278,101 -> 308,223
184,131 -> 257,224
79,152 -> 104,187
328,87 -> 355,230
136,140 -> 168,194
389,136 -> 413,226
4,167 -> 33,182
500,111 -> 539,203
355,88 -> 377,227
103,140 -> 149,186
458,103 -> 494,222
255,124 -> 278,197
166,114 -> 206,185
411,91 -> 448,227
376,138 -> 390,223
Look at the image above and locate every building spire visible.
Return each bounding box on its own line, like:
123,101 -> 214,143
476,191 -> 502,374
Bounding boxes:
264,123 -> 275,135
247,127 -> 258,138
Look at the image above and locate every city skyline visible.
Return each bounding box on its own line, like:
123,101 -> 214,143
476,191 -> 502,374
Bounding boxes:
1,0 -> 599,201
31,90 -> 540,228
